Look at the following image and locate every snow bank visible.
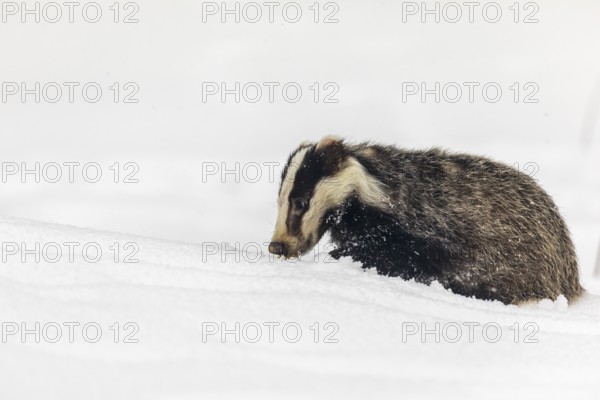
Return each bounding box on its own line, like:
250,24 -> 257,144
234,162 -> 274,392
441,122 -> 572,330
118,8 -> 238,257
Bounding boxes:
1,216 -> 599,399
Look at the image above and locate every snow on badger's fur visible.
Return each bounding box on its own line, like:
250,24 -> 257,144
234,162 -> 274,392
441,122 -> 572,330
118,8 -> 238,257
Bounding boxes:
269,136 -> 583,305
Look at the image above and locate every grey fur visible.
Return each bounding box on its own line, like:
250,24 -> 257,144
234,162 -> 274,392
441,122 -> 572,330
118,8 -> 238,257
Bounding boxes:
270,138 -> 584,304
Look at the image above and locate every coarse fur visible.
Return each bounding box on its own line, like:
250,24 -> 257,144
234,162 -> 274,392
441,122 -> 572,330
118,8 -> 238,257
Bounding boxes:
269,136 -> 584,305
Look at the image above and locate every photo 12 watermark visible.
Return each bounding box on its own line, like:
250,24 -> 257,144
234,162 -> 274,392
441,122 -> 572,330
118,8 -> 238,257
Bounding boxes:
1,241 -> 140,264
402,321 -> 540,343
201,242 -> 339,264
1,162 -> 140,184
401,81 -> 540,104
201,82 -> 339,104
200,160 -> 538,184
0,2 -> 140,24
411,160 -> 540,183
1,321 -> 140,343
201,161 -> 280,184
201,2 -> 339,23
1,82 -> 140,104
401,2 -> 539,24
202,321 -> 339,343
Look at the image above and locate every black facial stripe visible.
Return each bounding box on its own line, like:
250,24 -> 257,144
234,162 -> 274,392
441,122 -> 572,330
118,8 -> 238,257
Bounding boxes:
283,145 -> 338,236
286,209 -> 302,236
288,145 -> 331,203
278,143 -> 313,196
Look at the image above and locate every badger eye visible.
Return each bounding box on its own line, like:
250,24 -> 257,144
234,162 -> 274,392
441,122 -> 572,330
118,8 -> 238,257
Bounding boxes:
294,199 -> 308,211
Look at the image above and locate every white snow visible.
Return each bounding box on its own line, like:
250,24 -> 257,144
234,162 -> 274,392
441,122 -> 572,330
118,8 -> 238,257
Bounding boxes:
1,216 -> 600,399
1,0 -> 600,398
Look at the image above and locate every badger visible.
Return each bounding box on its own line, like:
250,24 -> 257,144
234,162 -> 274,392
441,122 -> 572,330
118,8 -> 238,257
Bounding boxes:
268,136 -> 583,305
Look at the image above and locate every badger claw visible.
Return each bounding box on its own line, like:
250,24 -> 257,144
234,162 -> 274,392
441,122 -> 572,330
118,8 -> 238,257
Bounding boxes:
329,248 -> 346,260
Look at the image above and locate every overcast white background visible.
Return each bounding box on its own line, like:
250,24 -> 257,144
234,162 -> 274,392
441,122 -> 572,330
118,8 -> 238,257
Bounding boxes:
1,1 -> 600,399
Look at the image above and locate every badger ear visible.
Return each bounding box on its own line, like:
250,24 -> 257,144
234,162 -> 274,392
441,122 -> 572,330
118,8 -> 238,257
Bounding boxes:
316,135 -> 345,174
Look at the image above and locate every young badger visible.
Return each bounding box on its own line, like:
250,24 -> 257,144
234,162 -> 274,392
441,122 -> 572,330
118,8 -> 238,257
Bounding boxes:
268,136 -> 583,305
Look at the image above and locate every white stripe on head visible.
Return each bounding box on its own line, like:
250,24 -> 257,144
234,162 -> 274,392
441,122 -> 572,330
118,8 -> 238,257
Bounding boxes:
272,146 -> 311,242
301,157 -> 390,241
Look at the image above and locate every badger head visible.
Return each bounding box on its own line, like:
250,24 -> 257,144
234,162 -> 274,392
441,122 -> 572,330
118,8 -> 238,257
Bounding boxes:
268,136 -> 388,259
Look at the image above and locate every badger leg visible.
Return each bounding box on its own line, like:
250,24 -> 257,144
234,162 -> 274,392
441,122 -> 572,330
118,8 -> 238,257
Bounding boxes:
328,247 -> 349,260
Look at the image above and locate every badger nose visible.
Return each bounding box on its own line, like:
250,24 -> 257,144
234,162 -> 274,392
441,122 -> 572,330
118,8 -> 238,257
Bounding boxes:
268,242 -> 285,256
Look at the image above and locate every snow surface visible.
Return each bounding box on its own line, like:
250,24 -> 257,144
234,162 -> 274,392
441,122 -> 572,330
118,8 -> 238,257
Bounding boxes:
1,0 -> 600,398
1,216 -> 600,399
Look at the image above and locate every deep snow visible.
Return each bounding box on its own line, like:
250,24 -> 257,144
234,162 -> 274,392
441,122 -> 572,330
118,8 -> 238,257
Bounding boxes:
1,216 -> 600,399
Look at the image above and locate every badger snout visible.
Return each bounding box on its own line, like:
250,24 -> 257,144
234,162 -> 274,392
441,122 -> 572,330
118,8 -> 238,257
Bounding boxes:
268,242 -> 286,257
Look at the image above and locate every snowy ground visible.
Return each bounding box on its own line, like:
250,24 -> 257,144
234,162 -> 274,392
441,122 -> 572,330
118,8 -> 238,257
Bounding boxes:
1,0 -> 600,399
1,216 -> 600,399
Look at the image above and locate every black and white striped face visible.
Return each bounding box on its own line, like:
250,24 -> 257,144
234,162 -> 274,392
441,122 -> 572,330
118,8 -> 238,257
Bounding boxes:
268,136 -> 388,258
